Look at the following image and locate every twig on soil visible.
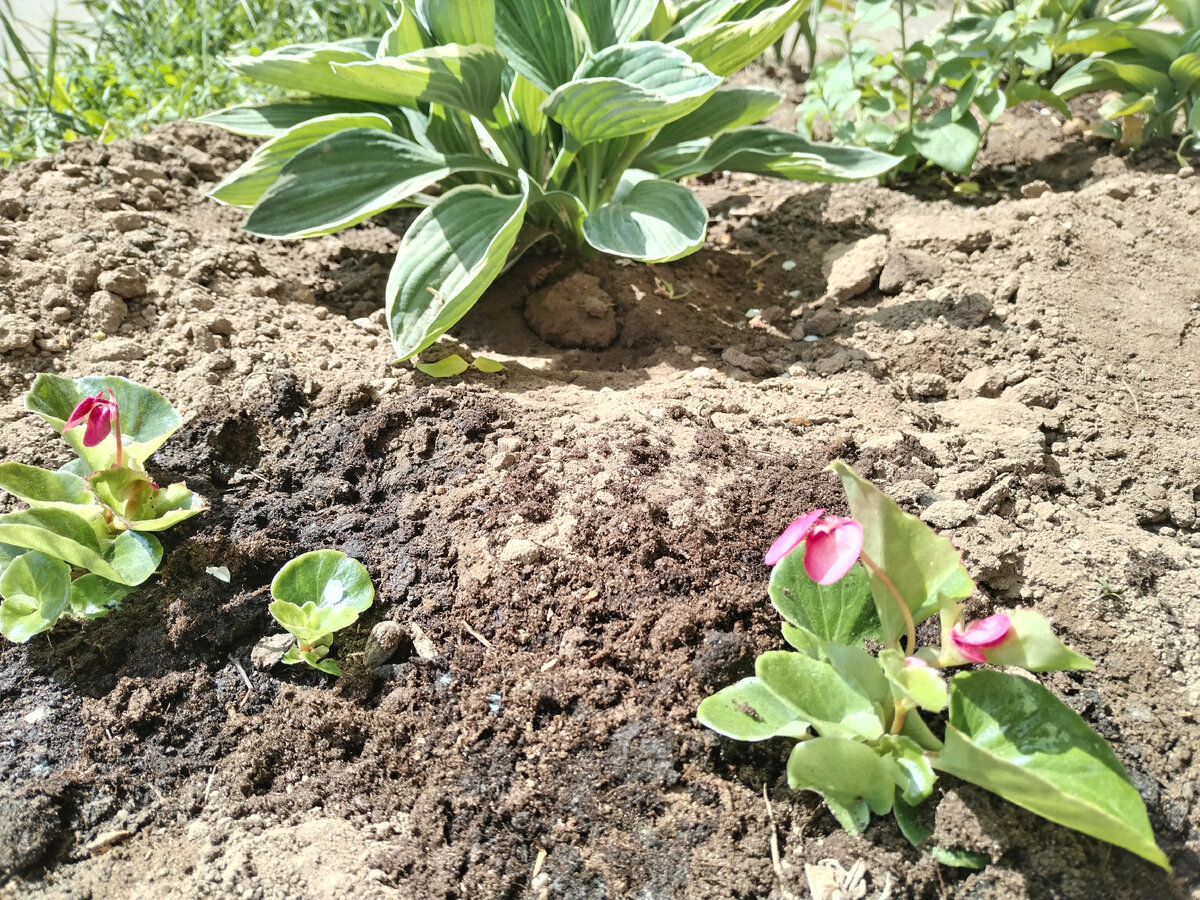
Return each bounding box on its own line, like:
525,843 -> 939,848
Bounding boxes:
462,622 -> 492,649
1120,380 -> 1142,416
203,768 -> 216,804
763,786 -> 785,881
749,249 -> 778,269
228,653 -> 253,707
532,847 -> 546,877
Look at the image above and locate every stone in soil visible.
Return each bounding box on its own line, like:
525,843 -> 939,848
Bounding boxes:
523,272 -> 618,349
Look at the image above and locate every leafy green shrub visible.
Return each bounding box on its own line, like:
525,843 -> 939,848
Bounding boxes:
699,462 -> 1168,870
1052,1 -> 1200,153
201,0 -> 901,360
797,0 -> 1165,174
0,0 -> 393,165
0,375 -> 205,642
268,549 -> 375,676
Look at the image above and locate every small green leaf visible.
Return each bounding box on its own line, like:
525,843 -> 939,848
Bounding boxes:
787,736 -> 898,833
414,355 -> 471,377
211,114 -> 393,208
881,734 -> 937,806
697,676 -> 811,741
387,177 -> 530,360
583,171 -> 707,263
245,129 -> 512,239
544,41 -> 721,145
0,462 -> 93,509
68,573 -> 132,619
26,374 -> 182,472
936,670 -> 1169,869
769,549 -> 880,647
196,99 -> 396,138
976,609 -> 1094,672
330,44 -> 508,119
472,356 -> 507,373
495,0 -> 586,93
269,549 -> 374,649
829,461 -> 973,649
1006,80 -> 1070,118
911,110 -> 981,174
880,649 -> 948,713
665,126 -> 902,181
670,0 -> 808,76
756,650 -> 884,740
0,551 -> 71,642
88,467 -> 206,533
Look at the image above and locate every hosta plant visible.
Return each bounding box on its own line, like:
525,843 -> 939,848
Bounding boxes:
267,549 -> 375,676
698,462 -> 1168,870
199,0 -> 900,360
0,375 -> 206,642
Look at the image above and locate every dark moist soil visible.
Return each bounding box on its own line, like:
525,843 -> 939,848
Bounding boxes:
0,102 -> 1198,899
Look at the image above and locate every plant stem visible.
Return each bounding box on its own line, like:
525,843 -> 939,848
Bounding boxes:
106,387 -> 124,467
596,132 -> 655,207
546,140 -> 579,189
858,550 -> 916,656
891,701 -> 908,735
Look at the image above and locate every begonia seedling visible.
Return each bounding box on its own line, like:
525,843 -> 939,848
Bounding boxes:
698,462 -> 1168,871
267,549 -> 375,676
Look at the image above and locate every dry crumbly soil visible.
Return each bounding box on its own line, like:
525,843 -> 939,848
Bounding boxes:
0,113 -> 1198,900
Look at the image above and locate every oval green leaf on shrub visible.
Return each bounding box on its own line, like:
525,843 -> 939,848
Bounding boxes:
25,374 -> 182,471
245,129 -> 513,239
387,177 -> 530,359
768,547 -> 880,648
544,41 -> 721,145
697,676 -> 811,741
582,171 -> 707,262
330,44 -> 508,119
211,113 -> 394,208
787,736 -> 898,833
0,551 -> 71,642
936,670 -> 1169,869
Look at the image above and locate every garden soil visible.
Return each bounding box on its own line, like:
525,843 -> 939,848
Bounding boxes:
0,111 -> 1198,900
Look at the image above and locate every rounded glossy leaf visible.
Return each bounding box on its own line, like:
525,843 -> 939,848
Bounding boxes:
69,574 -> 133,619
0,508 -> 159,586
271,549 -> 375,614
911,110 -> 981,174
756,650 -> 884,741
697,676 -> 811,741
583,172 -> 707,262
769,548 -> 879,647
25,374 -> 182,471
787,736 -> 898,833
544,42 -> 721,145
0,551 -> 71,642
388,178 -> 530,360
937,670 -> 1168,869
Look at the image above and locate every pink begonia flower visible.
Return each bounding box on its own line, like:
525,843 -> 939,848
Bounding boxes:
950,613 -> 1012,663
764,509 -> 864,585
64,391 -> 119,447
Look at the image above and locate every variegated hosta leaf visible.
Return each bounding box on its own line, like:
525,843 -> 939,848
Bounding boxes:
495,0 -> 586,93
544,41 -> 721,145
377,3 -> 431,57
415,0 -> 495,46
582,171 -> 707,262
210,113 -> 393,208
329,44 -> 508,119
196,98 -> 397,138
568,0 -> 659,48
388,176 -> 530,360
642,85 -> 781,155
245,129 -> 514,240
671,0 -> 811,76
664,126 -> 902,182
226,42 -> 402,103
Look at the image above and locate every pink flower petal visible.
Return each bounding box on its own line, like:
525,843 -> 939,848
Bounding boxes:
802,516 -> 863,585
64,395 -> 102,431
951,613 -> 1012,663
904,656 -> 930,668
82,405 -> 114,446
764,508 -> 824,566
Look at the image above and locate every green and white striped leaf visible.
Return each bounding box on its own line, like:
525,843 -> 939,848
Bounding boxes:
211,114 -> 393,208
671,0 -> 810,76
1169,52 -> 1200,92
495,0 -> 586,93
664,126 -> 902,182
544,41 -> 721,145
245,129 -> 514,239
196,98 -> 396,138
583,171 -> 707,262
509,73 -> 549,135
330,44 -> 508,119
0,551 -> 71,642
569,0 -> 659,47
415,0 -> 495,46
378,3 -> 431,57
388,176 -> 529,360
643,85 -> 781,154
227,43 -> 403,103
